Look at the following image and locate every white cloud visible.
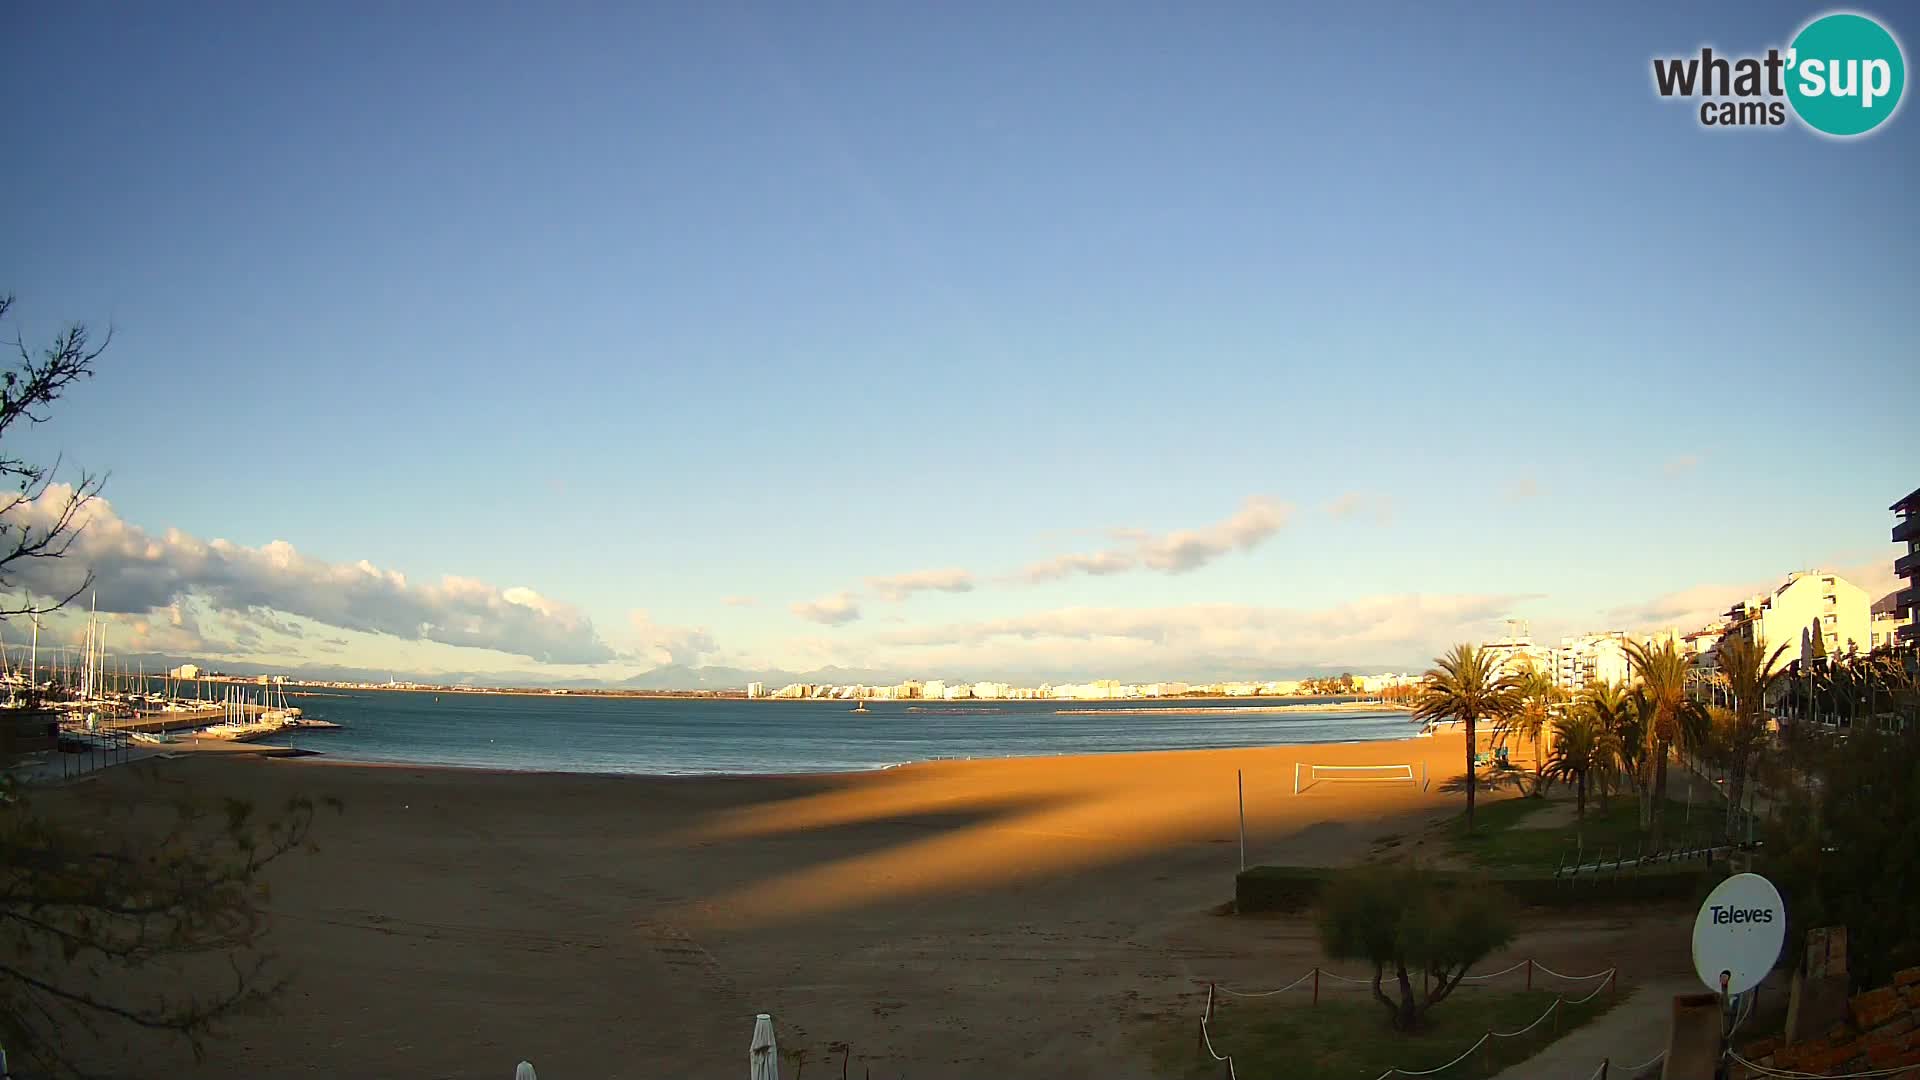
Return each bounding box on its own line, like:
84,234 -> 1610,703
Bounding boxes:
1325,492 -> 1395,525
1020,550 -> 1137,583
626,610 -> 718,666
1136,497 -> 1291,572
867,567 -> 975,602
1020,496 -> 1293,583
791,591 -> 862,626
0,486 -> 615,663
721,595 -> 758,607
868,593 -> 1522,673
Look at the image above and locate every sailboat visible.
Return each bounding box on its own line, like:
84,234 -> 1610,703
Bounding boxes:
850,699 -> 869,714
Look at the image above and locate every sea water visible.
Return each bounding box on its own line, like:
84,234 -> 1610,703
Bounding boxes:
273,689 -> 1420,775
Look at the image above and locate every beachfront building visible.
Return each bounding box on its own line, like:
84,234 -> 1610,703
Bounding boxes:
972,681 -> 1010,700
1479,631 -> 1553,680
1680,618 -> 1733,661
1550,633 -> 1632,691
1894,487 -> 1920,649
1871,604 -> 1910,652
745,681 -> 763,699
168,663 -> 200,680
1722,570 -> 1871,665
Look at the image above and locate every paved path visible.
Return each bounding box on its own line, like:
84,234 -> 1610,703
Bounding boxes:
1488,976 -> 1697,1080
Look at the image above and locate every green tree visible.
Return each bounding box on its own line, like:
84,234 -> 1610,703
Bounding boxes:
1316,863 -> 1516,1032
1496,665 -> 1560,797
1623,639 -> 1709,849
1712,631 -> 1788,842
1540,713 -> 1619,837
1766,667 -> 1920,988
1578,680 -> 1636,810
1413,644 -> 1521,833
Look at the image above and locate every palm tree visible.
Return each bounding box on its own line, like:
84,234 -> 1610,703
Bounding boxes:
1413,644 -> 1522,833
1713,631 -> 1788,842
1496,665 -> 1560,797
1540,713 -> 1620,840
1578,679 -> 1636,810
1623,638 -> 1711,849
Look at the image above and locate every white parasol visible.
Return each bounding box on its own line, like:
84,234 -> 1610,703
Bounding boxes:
750,1013 -> 780,1080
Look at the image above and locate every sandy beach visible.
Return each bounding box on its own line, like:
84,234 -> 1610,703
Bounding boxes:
49,733 -> 1692,1079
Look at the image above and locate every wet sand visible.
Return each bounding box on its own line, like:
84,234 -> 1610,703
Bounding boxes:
48,733 -> 1691,1079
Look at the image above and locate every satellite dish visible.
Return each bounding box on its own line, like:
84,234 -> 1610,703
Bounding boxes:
1691,873 -> 1785,996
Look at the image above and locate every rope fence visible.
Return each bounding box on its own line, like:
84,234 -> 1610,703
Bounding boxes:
1214,958 -> 1617,1000
1197,962 -> 1619,1080
1725,1051 -> 1920,1079
1198,982 -> 1238,1080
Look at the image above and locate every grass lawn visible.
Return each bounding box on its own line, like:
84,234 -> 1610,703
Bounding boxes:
1152,987 -> 1621,1080
1445,793 -> 1721,871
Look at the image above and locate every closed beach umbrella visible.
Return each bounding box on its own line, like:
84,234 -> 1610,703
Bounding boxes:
514,1062 -> 537,1080
750,1013 -> 779,1080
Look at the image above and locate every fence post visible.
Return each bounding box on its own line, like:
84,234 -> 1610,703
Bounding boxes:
1526,958 -> 1534,992
1313,967 -> 1320,1007
1599,1057 -> 1609,1079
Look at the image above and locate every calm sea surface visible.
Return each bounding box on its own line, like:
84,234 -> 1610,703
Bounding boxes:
267,690 -> 1421,775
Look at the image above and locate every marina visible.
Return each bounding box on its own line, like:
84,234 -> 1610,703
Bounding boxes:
2,595 -> 343,753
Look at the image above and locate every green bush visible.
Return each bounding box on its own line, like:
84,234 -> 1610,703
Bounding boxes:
1236,862 -> 1716,914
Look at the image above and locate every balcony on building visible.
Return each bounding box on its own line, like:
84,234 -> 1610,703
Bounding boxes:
1897,549 -> 1920,580
1893,487 -> 1920,542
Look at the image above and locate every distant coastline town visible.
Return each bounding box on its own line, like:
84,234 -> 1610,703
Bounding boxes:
140,561 -> 1912,706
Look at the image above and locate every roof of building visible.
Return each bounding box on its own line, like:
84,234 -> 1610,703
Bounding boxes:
1892,486 -> 1920,512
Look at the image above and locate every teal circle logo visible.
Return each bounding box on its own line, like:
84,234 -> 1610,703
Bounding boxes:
1786,13 -> 1906,136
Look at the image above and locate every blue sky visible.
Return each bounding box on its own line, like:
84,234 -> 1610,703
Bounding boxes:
2,1 -> 1914,682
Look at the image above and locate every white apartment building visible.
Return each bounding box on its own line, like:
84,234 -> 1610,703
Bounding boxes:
745,681 -> 763,699
1550,633 -> 1632,692
1480,636 -> 1553,679
1871,609 -> 1910,652
1724,570 -> 1871,665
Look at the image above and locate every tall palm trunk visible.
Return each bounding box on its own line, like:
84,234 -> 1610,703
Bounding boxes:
1464,714 -> 1477,831
1651,747 -> 1670,849
1725,755 -> 1747,843
1638,754 -> 1654,829
1531,725 -> 1546,797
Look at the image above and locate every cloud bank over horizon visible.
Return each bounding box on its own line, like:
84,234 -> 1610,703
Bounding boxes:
0,485 -> 1900,686
2,486 -> 618,664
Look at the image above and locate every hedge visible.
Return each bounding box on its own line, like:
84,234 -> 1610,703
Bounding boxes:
1235,861 -> 1719,914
